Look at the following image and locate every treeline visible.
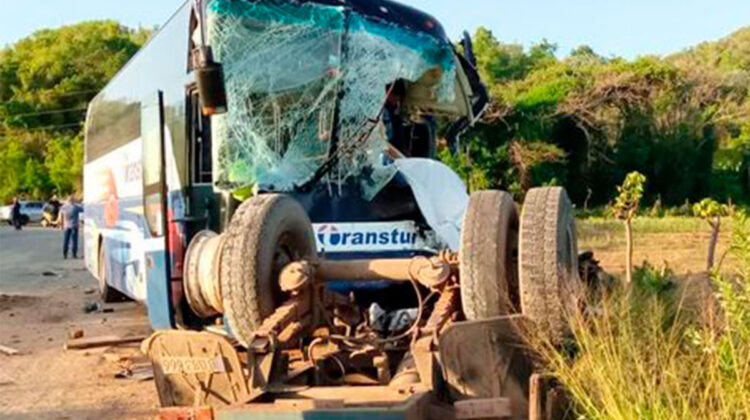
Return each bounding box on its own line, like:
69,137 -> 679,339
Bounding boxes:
0,21 -> 150,202
445,27 -> 750,207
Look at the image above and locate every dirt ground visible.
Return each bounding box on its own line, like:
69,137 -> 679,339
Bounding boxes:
0,227 -> 157,420
577,217 -> 740,276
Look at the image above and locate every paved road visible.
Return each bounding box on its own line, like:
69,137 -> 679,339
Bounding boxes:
0,226 -> 92,295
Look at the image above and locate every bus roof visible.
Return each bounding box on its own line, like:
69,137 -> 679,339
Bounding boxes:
291,0 -> 449,43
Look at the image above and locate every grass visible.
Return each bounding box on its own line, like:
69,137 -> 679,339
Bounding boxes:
578,216 -> 741,275
533,211 -> 750,419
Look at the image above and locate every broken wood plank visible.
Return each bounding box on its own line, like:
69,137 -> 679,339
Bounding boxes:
0,344 -> 19,356
64,335 -> 147,350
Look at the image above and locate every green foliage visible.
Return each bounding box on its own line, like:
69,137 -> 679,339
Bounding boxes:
612,171 -> 647,220
692,198 -> 731,220
729,209 -> 750,278
45,136 -> 84,195
0,21 -> 150,202
442,26 -> 750,206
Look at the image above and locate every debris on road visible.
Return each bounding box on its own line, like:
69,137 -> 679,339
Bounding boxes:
103,348 -> 154,381
83,301 -> 101,313
68,329 -> 84,340
84,288 -> 96,295
115,365 -> 154,381
83,301 -> 115,314
0,344 -> 20,356
65,335 -> 147,350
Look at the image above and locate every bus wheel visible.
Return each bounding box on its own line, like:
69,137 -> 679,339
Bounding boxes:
460,190 -> 520,320
220,194 -> 317,347
98,242 -> 123,303
519,187 -> 581,344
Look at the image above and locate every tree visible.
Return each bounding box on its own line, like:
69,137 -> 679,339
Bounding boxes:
449,26 -> 750,207
509,140 -> 566,192
0,21 -> 150,202
612,171 -> 647,284
692,199 -> 731,271
45,136 -> 84,195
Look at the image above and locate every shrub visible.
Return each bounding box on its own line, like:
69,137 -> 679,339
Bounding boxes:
534,212 -> 750,419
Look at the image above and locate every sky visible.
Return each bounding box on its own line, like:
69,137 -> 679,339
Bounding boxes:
1,0 -> 749,58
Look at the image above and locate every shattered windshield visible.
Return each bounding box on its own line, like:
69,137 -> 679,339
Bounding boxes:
208,0 -> 458,194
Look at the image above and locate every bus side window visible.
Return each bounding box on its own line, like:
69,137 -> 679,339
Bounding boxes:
190,91 -> 213,184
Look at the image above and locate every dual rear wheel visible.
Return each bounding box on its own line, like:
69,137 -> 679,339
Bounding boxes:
460,187 -> 580,342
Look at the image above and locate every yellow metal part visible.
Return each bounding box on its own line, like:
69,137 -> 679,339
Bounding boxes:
143,330 -> 250,408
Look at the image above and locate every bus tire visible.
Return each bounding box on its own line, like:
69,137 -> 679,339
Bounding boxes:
519,187 -> 580,344
460,190 -> 520,320
220,194 -> 317,347
98,242 -> 123,303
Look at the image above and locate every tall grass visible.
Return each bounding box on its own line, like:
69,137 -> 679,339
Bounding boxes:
535,211 -> 750,419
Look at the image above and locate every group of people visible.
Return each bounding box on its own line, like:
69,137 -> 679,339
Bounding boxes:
9,195 -> 84,259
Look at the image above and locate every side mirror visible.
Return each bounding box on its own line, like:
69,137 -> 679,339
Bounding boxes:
195,46 -> 228,115
461,31 -> 477,68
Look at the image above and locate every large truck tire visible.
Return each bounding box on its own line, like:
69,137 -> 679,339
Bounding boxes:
220,194 -> 317,347
519,187 -> 580,343
98,243 -> 124,303
460,190 -> 520,320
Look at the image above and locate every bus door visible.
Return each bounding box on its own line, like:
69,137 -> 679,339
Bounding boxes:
141,91 -> 174,329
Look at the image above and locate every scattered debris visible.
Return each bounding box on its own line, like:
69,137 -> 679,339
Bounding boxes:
83,302 -> 114,314
68,329 -> 84,340
102,351 -> 150,366
579,251 -> 615,293
104,349 -> 154,381
42,270 -> 61,277
0,344 -> 20,356
115,365 -> 154,381
83,301 -> 101,313
84,288 -> 96,295
65,335 -> 147,350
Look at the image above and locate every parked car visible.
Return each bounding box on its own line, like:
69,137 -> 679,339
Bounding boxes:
0,201 -> 45,225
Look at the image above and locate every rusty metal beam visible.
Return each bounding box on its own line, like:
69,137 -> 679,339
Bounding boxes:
315,256 -> 454,288
316,259 -> 415,281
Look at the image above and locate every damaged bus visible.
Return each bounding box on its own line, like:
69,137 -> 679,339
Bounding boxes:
84,0 -> 581,418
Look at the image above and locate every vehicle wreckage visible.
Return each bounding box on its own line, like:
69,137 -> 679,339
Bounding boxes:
84,0 -> 583,418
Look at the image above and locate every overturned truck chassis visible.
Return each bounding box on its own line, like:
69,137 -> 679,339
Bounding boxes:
146,244 -> 560,419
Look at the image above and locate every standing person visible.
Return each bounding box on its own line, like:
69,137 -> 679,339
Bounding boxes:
58,196 -> 83,259
10,197 -> 22,230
